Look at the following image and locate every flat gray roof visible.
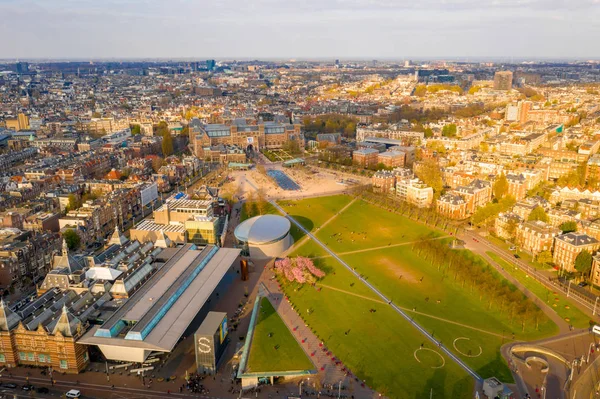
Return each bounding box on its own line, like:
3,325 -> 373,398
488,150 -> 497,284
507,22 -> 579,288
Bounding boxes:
79,245 -> 240,352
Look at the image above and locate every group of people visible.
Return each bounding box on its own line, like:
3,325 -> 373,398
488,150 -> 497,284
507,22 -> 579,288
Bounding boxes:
183,373 -> 208,394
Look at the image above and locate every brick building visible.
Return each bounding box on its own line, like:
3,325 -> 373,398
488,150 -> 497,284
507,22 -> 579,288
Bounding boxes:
377,151 -> 405,168
437,193 -> 468,220
553,233 -> 600,273
0,289 -> 94,373
353,148 -> 379,168
495,213 -> 523,240
515,221 -> 560,257
191,120 -> 303,157
372,171 -> 397,194
506,173 -> 528,201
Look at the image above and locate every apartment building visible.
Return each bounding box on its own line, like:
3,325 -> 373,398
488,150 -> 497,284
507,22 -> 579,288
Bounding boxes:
553,233 -> 600,273
495,213 -> 523,240
437,193 -> 468,220
372,170 -> 397,194
396,178 -> 434,208
515,221 -> 560,256
455,179 -> 492,214
353,148 -> 379,168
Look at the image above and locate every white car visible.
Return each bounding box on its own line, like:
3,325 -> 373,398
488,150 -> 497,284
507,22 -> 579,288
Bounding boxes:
66,389 -> 81,398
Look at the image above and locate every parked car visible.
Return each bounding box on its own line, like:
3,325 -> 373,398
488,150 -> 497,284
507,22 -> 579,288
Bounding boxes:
22,384 -> 34,391
37,387 -> 50,394
2,383 -> 17,389
578,281 -> 588,288
514,254 -> 520,258
66,389 -> 81,398
509,246 -> 516,251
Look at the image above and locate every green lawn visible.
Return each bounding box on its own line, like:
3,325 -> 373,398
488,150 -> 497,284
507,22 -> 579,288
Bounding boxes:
316,200 -> 443,253
279,252 -> 473,398
486,252 -> 590,328
246,298 -> 314,373
273,196 -> 561,395
339,245 -> 558,383
278,194 -> 352,232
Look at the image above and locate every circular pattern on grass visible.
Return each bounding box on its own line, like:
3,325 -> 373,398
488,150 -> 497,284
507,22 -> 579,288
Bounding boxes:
414,348 -> 445,369
453,337 -> 483,358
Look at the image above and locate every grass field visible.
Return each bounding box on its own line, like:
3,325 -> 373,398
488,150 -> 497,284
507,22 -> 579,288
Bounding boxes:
272,195 -> 565,395
487,252 -> 590,328
246,298 -> 314,373
315,200 -> 443,252
279,250 -> 473,398
278,194 -> 352,232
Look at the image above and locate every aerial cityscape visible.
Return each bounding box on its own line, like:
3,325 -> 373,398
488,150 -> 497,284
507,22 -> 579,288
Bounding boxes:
1,2 -> 600,399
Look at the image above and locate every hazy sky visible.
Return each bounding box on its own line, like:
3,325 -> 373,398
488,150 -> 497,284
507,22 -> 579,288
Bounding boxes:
1,0 -> 599,60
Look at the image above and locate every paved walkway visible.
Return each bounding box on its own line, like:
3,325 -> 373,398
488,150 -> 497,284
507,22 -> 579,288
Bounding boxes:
269,200 -> 482,384
260,281 -> 379,398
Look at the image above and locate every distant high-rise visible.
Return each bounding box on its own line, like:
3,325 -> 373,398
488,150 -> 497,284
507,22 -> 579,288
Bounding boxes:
493,71 -> 513,91
206,59 -> 216,71
335,59 -> 340,66
15,62 -> 29,75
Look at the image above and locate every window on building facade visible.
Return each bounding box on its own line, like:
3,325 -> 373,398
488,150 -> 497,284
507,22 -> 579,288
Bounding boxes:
0,353 -> 5,362
27,352 -> 34,361
60,360 -> 68,369
19,352 -> 26,361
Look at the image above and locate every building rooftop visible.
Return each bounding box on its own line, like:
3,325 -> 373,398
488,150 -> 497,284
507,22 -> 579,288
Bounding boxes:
80,245 -> 240,353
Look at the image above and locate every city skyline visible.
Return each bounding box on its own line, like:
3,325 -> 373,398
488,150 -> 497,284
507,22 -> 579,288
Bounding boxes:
1,0 -> 599,59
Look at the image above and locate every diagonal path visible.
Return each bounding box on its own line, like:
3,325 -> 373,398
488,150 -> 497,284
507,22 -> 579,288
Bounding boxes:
270,200 -> 482,382
317,284 -> 509,339
284,197 -> 358,253
311,235 -> 451,259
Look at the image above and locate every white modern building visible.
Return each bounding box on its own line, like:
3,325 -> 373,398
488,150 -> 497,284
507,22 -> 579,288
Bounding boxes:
234,215 -> 292,260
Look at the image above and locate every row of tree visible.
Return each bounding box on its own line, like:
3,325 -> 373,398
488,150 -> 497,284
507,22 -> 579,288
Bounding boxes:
413,238 -> 545,331
360,189 -> 455,233
302,114 -> 357,138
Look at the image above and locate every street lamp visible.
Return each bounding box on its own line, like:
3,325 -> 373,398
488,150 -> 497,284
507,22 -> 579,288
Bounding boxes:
567,280 -> 573,298
594,297 -> 599,316
541,386 -> 546,399
299,380 -> 304,396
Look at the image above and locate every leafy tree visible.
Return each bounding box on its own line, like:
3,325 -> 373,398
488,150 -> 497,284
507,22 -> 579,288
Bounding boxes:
493,173 -> 508,199
527,206 -> 549,223
62,230 -> 81,251
423,128 -> 433,138
441,124 -> 457,137
130,124 -> 141,135
283,139 -> 301,155
536,251 -> 553,265
161,133 -> 174,156
67,193 -> 80,211
151,156 -> 164,173
559,221 -> 578,233
471,196 -> 516,226
565,140 -> 578,152
180,125 -> 190,137
415,159 -> 443,195
575,250 -> 593,276
414,85 -> 427,97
